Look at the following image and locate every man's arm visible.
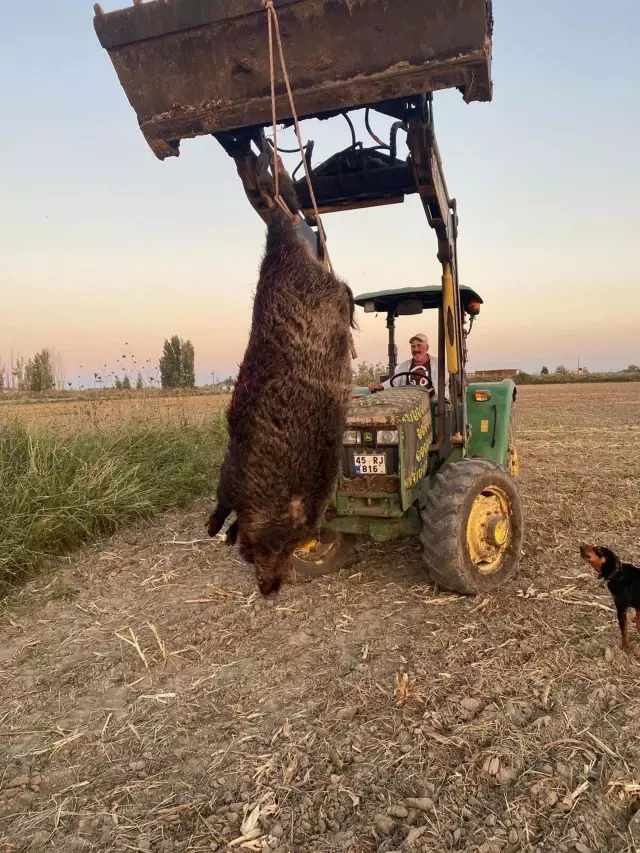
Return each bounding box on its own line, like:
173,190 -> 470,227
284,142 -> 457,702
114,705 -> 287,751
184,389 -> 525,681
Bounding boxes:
369,360 -> 411,391
376,360 -> 409,390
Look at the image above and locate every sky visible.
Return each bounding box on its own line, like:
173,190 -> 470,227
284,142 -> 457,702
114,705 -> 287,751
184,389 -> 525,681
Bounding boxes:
1,0 -> 639,387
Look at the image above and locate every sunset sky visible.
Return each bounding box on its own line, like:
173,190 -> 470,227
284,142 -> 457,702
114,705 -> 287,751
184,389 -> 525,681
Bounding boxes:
2,0 -> 639,387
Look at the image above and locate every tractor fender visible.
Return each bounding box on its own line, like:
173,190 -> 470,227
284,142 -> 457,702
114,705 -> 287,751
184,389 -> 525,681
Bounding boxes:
465,379 -> 517,468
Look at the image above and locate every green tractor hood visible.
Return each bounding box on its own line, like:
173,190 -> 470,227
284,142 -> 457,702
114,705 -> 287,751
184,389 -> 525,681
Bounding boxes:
346,388 -> 429,427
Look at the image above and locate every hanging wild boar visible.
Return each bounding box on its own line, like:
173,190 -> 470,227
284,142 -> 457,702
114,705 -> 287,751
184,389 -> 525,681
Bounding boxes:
207,201 -> 355,596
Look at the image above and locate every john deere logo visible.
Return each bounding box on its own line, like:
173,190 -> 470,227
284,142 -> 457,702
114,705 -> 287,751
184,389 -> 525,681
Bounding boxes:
364,431 -> 373,443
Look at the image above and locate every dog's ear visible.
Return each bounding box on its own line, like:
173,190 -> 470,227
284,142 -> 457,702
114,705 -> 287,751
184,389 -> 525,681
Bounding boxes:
596,547 -> 622,576
599,546 -> 620,566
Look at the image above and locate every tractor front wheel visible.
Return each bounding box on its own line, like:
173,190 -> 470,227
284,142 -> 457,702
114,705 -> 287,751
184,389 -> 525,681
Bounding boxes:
288,530 -> 357,584
420,459 -> 523,594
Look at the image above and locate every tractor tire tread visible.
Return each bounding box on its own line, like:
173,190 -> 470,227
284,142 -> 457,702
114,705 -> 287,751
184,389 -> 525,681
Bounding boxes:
420,459 -> 523,595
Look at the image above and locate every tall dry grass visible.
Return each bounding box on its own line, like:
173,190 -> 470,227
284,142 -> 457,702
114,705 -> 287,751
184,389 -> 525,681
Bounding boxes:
0,412 -> 227,592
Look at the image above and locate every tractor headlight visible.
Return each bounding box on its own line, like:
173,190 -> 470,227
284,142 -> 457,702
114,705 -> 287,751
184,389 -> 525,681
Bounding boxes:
343,429 -> 359,445
377,429 -> 398,445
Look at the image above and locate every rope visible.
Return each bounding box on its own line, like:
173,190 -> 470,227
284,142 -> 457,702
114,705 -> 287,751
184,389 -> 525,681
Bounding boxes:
262,0 -> 332,273
261,0 -> 357,360
266,4 -> 279,204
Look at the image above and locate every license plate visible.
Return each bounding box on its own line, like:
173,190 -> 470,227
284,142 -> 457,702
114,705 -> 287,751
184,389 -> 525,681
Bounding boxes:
354,454 -> 386,475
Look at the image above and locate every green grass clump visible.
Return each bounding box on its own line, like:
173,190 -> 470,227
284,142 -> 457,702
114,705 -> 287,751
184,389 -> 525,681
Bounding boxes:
0,415 -> 227,592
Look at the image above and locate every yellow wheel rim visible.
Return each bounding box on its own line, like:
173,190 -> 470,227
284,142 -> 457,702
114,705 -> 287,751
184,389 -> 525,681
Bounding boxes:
466,484 -> 512,575
296,539 -> 319,555
293,535 -> 340,564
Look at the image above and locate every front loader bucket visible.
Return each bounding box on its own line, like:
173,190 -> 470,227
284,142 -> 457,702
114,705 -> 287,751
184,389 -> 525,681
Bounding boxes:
94,0 -> 493,160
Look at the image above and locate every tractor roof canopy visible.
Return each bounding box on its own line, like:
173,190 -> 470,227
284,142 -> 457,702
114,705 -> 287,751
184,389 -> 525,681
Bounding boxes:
354,285 -> 482,316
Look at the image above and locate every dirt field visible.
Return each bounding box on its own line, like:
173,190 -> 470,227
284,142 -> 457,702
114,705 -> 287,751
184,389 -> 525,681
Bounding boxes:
2,384 -> 640,853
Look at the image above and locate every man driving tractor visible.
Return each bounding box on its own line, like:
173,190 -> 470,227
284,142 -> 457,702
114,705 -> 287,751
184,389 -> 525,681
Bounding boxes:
368,333 -> 439,399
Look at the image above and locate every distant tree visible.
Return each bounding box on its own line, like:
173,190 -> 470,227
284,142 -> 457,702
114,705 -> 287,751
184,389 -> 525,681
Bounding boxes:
0,363 -> 5,391
53,350 -> 66,390
180,340 -> 196,388
24,349 -> 55,393
12,355 -> 25,391
122,374 -> 132,390
159,335 -> 196,389
625,364 -> 640,373
136,374 -> 144,390
353,360 -> 388,387
114,376 -> 123,390
159,336 -> 181,389
540,366 -> 549,375
555,364 -> 568,375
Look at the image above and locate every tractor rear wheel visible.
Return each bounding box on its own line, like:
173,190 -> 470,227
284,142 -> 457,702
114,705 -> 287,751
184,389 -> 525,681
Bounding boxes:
420,459 -> 523,594
288,530 -> 357,584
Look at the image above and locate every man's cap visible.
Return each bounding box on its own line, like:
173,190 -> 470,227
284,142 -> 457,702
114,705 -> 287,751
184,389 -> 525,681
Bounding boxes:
409,333 -> 429,344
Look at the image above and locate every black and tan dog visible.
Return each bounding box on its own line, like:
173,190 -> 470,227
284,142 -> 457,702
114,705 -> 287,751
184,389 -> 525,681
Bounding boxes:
580,545 -> 640,652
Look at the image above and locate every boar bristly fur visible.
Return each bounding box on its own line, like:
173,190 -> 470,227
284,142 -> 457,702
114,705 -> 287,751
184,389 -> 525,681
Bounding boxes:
207,205 -> 355,596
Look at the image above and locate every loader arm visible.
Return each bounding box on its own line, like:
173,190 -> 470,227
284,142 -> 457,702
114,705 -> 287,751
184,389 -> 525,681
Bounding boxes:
211,95 -> 468,439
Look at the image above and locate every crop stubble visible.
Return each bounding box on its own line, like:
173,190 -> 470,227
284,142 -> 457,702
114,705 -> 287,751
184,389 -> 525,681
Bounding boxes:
1,383 -> 640,852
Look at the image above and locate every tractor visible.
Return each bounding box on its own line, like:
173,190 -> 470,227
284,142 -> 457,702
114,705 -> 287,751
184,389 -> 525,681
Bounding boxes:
93,0 -> 523,592
290,284 -> 523,594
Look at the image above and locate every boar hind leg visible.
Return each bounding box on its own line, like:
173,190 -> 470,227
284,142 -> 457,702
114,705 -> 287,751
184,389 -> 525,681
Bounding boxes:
207,455 -> 235,537
207,505 -> 231,537
225,520 -> 239,546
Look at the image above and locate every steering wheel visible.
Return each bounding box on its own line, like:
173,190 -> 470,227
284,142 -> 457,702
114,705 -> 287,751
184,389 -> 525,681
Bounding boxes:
389,371 -> 434,392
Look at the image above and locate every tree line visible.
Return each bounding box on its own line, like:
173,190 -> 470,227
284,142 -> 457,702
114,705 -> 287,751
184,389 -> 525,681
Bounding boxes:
0,350 -> 60,393
8,346 -> 637,394
1,335 -> 197,393
540,364 -> 640,375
